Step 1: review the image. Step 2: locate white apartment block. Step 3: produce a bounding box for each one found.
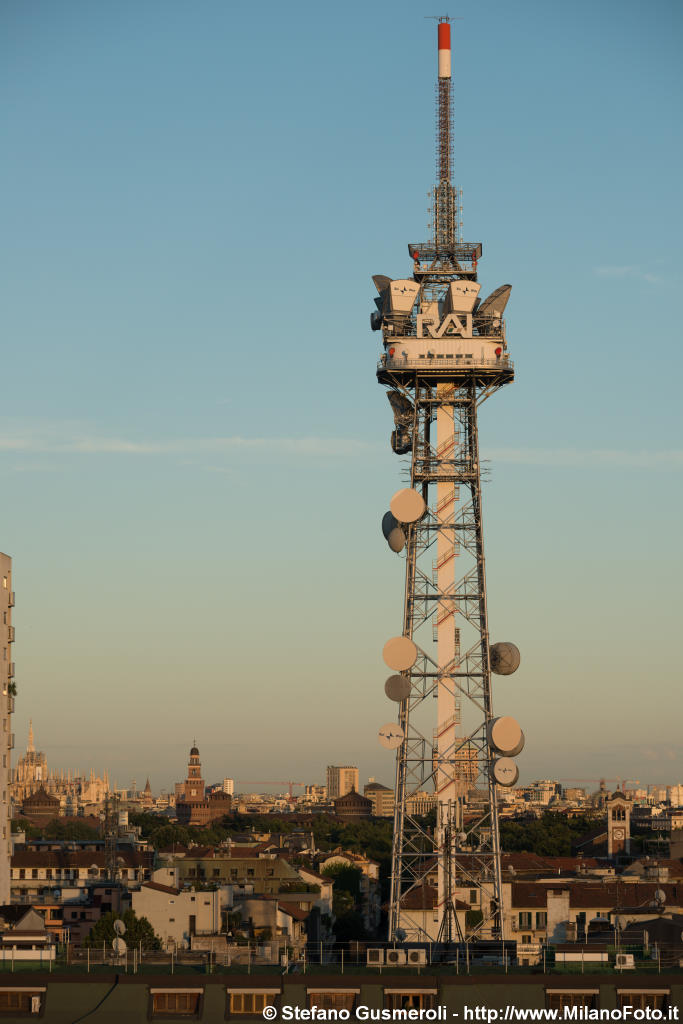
[326,765,358,800]
[0,554,15,905]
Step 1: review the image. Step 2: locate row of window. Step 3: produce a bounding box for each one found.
[518,912,547,929]
[13,868,142,879]
[0,988,672,1019]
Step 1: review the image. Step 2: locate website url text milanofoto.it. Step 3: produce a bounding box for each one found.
[272,1007,680,1023]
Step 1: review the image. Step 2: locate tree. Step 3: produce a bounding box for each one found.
[83,910,162,950]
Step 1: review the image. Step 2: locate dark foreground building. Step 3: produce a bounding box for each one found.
[0,971,680,1020]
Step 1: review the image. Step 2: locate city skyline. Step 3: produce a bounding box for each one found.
[2,0,682,788]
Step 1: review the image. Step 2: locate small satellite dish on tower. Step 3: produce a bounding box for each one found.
[378,723,404,750]
[113,919,126,936]
[383,636,418,672]
[382,511,406,553]
[385,675,411,702]
[390,488,426,524]
[487,716,525,757]
[490,642,521,676]
[491,757,519,787]
[112,936,127,956]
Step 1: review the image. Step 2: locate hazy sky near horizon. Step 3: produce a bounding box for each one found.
[2,0,682,794]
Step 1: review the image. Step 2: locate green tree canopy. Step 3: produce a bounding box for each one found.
[83,910,162,950]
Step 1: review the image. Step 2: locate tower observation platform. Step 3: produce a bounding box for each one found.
[375,243,514,388]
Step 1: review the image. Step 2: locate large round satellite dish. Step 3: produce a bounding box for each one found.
[487,716,525,757]
[490,642,521,676]
[390,488,426,524]
[383,636,418,671]
[654,889,666,904]
[378,723,404,750]
[113,919,126,936]
[385,674,411,702]
[491,758,519,788]
[112,936,127,955]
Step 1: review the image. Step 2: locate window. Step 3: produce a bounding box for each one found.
[536,912,547,929]
[308,992,357,1012]
[518,912,532,929]
[151,990,201,1016]
[230,992,278,1015]
[546,993,598,1011]
[0,989,44,1013]
[469,890,478,904]
[384,993,437,1011]
[618,993,669,1012]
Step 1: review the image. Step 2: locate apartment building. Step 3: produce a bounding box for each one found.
[326,766,358,800]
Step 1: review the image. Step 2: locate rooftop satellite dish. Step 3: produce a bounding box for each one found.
[89,863,99,876]
[113,919,126,936]
[112,936,127,956]
[477,284,512,318]
[390,488,426,524]
[654,889,666,905]
[383,636,418,672]
[395,928,407,942]
[378,723,404,750]
[385,674,411,702]
[490,642,520,676]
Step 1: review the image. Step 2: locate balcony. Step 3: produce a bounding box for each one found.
[8,592,15,608]
[7,627,14,643]
[8,664,15,679]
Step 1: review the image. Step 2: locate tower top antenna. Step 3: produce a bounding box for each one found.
[432,18,457,253]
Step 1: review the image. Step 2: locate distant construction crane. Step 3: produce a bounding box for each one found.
[236,781,305,803]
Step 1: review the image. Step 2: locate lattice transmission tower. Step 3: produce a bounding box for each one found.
[371,19,523,944]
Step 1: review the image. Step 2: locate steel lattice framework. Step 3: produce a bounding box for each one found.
[373,16,516,945]
[381,371,510,942]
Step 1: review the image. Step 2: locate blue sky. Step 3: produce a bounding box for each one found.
[2,0,682,793]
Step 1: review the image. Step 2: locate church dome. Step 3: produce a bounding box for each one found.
[190,746,199,757]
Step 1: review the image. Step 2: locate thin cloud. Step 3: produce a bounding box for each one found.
[1,433,374,458]
[594,265,664,285]
[488,447,683,468]
[2,429,680,469]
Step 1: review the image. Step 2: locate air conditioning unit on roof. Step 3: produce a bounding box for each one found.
[386,949,407,965]
[407,949,427,965]
[366,948,384,966]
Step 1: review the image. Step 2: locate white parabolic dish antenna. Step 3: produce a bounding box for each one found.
[385,675,411,702]
[378,723,404,749]
[112,936,127,955]
[491,757,519,787]
[383,636,418,672]
[113,919,126,936]
[390,488,426,524]
[487,716,525,757]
